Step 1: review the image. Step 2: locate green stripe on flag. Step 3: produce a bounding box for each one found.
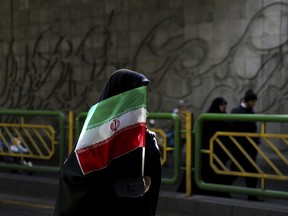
[87,86,147,129]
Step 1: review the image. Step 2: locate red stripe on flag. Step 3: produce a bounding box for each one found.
[76,123,146,174]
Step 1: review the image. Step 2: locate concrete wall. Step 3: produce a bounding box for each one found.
[0,0,287,120]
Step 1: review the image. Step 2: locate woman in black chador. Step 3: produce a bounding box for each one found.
[54,69,162,216]
[177,97,233,197]
[199,97,234,198]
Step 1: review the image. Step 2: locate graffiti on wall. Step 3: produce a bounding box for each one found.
[0,2,288,117]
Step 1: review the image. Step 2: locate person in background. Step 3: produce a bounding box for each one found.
[199,97,234,198]
[172,99,189,147]
[147,119,156,129]
[54,69,162,216]
[166,99,190,169]
[230,89,261,201]
[177,97,233,196]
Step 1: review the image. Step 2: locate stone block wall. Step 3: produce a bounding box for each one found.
[0,0,287,129]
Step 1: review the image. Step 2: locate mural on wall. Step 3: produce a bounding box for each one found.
[0,2,288,118]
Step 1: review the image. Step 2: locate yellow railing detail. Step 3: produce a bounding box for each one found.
[150,128,171,166]
[208,131,288,184]
[0,123,56,160]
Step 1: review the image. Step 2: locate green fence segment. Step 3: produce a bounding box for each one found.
[0,162,60,173]
[3,109,288,199]
[149,112,181,185]
[194,113,288,199]
[75,112,88,139]
[0,109,65,174]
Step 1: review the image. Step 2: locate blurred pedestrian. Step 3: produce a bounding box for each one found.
[199,97,234,197]
[166,99,190,149]
[177,97,233,197]
[230,89,261,201]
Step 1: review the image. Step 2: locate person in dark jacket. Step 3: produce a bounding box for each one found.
[230,89,261,201]
[177,97,233,197]
[54,69,162,216]
[199,97,234,198]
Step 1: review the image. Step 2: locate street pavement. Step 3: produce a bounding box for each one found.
[0,193,55,216]
[1,152,288,215]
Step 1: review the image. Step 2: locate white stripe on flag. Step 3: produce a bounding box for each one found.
[75,107,146,151]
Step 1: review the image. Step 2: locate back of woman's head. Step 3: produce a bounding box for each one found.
[207,97,227,113]
[98,69,150,102]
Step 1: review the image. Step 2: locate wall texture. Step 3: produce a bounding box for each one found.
[0,0,287,120]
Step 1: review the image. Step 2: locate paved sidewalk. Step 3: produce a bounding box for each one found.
[157,191,288,216]
[0,192,55,216]
[1,172,288,216]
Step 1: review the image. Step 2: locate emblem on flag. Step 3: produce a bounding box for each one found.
[110,119,120,132]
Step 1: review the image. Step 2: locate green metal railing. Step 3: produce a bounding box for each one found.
[149,112,181,185]
[3,109,288,200]
[194,113,288,199]
[0,109,66,174]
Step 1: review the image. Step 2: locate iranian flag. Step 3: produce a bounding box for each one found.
[75,86,147,175]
